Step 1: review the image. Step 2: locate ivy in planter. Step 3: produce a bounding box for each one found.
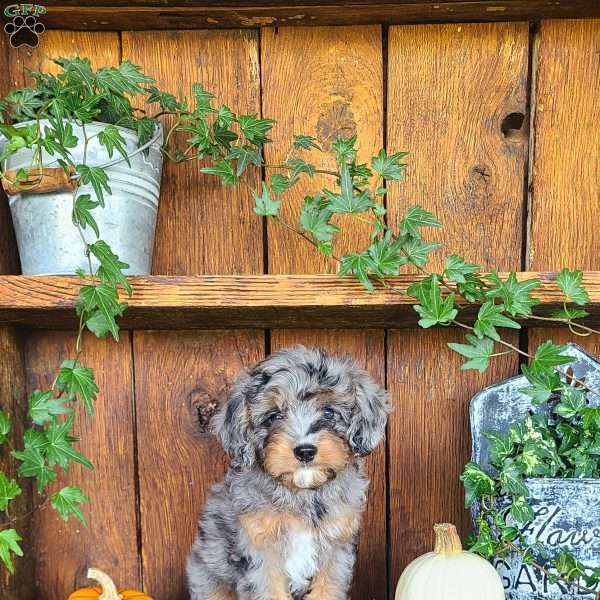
[0,57,177,573]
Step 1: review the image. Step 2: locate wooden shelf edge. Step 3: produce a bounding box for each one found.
[37,2,600,31]
[1,272,599,330]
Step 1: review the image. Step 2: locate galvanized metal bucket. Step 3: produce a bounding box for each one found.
[471,343,600,599]
[2,120,163,275]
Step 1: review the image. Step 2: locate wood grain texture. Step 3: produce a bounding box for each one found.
[24,331,139,598]
[387,330,518,574]
[0,327,34,600]
[3,272,600,329]
[262,26,383,274]
[8,32,141,599]
[528,20,600,429]
[133,331,263,600]
[528,19,600,271]
[386,22,527,588]
[37,2,600,32]
[263,26,387,600]
[122,30,266,600]
[271,330,387,600]
[122,30,262,276]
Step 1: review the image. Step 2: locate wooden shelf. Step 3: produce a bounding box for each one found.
[1,272,599,330]
[40,1,600,31]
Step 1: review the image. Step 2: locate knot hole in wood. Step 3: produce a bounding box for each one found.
[501,111,528,142]
[187,386,225,435]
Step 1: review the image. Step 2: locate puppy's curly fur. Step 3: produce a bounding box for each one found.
[187,346,390,600]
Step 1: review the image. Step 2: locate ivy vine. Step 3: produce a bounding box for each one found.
[0,56,599,596]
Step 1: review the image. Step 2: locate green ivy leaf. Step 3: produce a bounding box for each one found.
[444,254,480,284]
[338,252,376,292]
[293,134,322,151]
[324,163,373,214]
[460,462,496,507]
[56,360,99,416]
[401,237,441,268]
[485,271,541,317]
[0,473,21,512]
[77,165,111,207]
[51,486,90,524]
[484,430,514,465]
[201,159,238,187]
[12,446,56,492]
[581,408,600,430]
[253,182,280,217]
[0,411,11,445]
[43,416,93,471]
[191,83,215,115]
[79,283,122,342]
[299,197,339,242]
[147,86,182,112]
[467,520,497,558]
[371,148,408,180]
[97,124,130,165]
[238,114,274,145]
[499,460,529,497]
[550,306,590,320]
[88,240,132,296]
[457,273,487,303]
[554,387,586,419]
[72,194,100,238]
[556,268,590,305]
[448,334,494,373]
[0,529,23,574]
[270,173,298,195]
[529,341,574,374]
[367,232,408,277]
[399,205,441,239]
[28,390,73,426]
[473,301,521,341]
[331,134,357,164]
[509,496,535,524]
[413,276,457,328]
[520,365,560,405]
[225,145,262,176]
[286,156,316,179]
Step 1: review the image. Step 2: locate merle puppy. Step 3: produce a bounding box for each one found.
[187,346,390,600]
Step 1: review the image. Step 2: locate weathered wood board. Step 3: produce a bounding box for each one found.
[386,21,527,589]
[262,26,387,600]
[121,29,265,600]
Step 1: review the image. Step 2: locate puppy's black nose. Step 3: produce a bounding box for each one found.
[294,444,317,463]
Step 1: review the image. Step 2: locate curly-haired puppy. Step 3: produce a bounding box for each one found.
[187,346,390,600]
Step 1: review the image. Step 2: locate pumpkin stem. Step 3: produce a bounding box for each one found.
[433,523,463,555]
[86,569,122,600]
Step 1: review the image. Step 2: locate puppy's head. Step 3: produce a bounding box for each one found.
[213,346,390,489]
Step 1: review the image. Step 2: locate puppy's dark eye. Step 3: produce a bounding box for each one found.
[262,410,283,427]
[322,407,336,420]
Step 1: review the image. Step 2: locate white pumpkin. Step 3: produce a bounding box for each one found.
[395,523,505,600]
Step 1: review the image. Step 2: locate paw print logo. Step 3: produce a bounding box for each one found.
[4,15,45,48]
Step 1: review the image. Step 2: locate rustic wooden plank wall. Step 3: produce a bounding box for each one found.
[0,16,598,600]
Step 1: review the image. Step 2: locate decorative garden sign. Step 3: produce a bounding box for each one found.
[471,344,600,599]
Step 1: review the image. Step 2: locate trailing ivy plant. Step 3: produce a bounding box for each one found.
[1,58,599,593]
[0,57,178,573]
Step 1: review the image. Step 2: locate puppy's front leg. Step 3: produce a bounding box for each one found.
[240,511,293,600]
[306,542,355,600]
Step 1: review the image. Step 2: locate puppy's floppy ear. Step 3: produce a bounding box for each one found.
[348,375,391,457]
[212,375,255,468]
